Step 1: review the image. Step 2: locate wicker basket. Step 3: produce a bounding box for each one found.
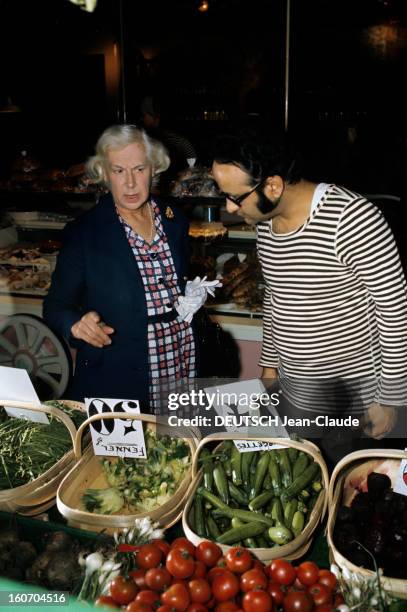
[57,412,199,534]
[326,448,407,600]
[0,400,83,513]
[182,432,329,562]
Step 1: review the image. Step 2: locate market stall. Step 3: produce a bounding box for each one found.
[0,391,407,611]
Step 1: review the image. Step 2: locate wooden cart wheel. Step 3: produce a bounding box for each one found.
[0,314,71,400]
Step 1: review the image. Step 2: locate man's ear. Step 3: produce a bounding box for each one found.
[264,176,284,201]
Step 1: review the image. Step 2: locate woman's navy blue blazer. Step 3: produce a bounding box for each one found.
[43,193,190,406]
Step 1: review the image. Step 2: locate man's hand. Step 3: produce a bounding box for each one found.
[71,311,114,348]
[362,403,398,439]
[261,367,279,380]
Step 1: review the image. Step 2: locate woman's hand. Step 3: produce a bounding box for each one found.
[71,311,114,348]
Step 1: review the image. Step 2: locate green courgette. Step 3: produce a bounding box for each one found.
[280,462,320,503]
[217,521,267,544]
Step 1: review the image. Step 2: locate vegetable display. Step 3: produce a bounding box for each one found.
[92,538,347,611]
[82,429,191,515]
[189,442,322,547]
[333,471,407,579]
[0,402,86,490]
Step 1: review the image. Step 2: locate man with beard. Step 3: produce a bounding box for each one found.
[211,133,407,452]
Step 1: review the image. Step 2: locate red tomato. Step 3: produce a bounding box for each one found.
[167,548,196,579]
[162,583,191,612]
[217,558,228,569]
[292,578,307,592]
[110,576,139,606]
[94,595,119,608]
[157,606,173,612]
[171,538,197,557]
[212,570,240,602]
[225,547,253,574]
[297,562,320,587]
[267,581,285,606]
[193,561,207,579]
[215,602,240,612]
[270,560,296,587]
[152,539,171,558]
[188,578,212,603]
[333,594,345,607]
[207,567,228,584]
[283,591,314,612]
[131,569,148,590]
[240,569,268,593]
[126,604,153,612]
[317,570,337,592]
[137,544,164,570]
[135,590,162,609]
[187,604,209,612]
[242,590,273,612]
[314,606,334,612]
[145,568,172,591]
[196,542,223,568]
[308,584,332,606]
[252,560,266,573]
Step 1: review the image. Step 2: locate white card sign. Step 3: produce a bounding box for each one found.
[394,456,407,497]
[0,365,49,424]
[203,378,288,438]
[233,440,287,453]
[85,398,146,458]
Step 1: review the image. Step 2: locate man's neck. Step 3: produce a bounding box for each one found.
[268,179,318,233]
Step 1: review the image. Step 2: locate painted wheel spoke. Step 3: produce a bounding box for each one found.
[14,322,28,348]
[37,355,61,369]
[35,369,60,394]
[29,329,47,356]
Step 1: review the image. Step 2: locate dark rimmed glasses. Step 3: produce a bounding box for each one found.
[219,177,268,207]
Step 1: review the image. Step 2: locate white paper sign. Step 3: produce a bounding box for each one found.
[394,458,407,497]
[85,398,146,458]
[0,365,49,424]
[203,378,288,438]
[233,440,287,453]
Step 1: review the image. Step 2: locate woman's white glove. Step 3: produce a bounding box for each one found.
[175,276,222,323]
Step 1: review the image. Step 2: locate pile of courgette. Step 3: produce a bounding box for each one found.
[189,441,322,548]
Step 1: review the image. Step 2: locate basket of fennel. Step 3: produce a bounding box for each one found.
[0,400,87,514]
[57,412,199,533]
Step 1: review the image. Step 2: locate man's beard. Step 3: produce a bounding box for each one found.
[256,190,282,215]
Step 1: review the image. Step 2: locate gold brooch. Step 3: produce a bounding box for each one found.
[165,206,175,219]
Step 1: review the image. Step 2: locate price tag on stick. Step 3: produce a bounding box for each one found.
[85,397,146,458]
[0,365,49,424]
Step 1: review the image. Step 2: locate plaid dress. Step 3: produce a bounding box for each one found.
[118,201,196,411]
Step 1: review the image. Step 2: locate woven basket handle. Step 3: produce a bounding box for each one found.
[74,412,196,460]
[0,400,77,448]
[328,447,407,508]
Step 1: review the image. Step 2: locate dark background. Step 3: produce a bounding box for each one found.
[1,0,407,194]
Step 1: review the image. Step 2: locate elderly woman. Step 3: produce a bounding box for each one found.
[43,125,213,410]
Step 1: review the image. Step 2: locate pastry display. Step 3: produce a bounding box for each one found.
[171,167,221,198]
[215,250,264,312]
[188,221,227,239]
[0,266,51,293]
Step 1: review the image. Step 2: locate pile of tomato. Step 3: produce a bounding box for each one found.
[94,538,345,612]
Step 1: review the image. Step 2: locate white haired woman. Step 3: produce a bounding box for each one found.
[43,124,211,411]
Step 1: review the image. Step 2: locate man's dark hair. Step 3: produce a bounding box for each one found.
[213,130,303,185]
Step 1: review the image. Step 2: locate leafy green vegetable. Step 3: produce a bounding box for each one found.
[82,488,124,514]
[82,429,190,514]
